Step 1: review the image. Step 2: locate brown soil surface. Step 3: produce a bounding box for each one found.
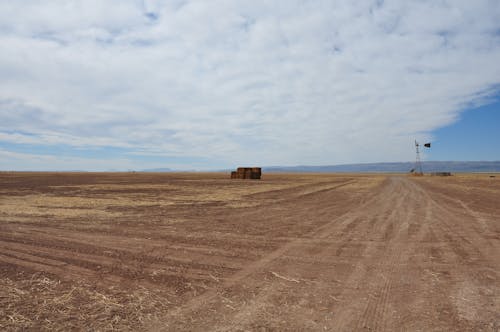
[0,172,499,331]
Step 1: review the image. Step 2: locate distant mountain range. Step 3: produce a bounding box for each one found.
[139,161,500,173]
[262,161,500,173]
[141,168,173,172]
[6,162,499,173]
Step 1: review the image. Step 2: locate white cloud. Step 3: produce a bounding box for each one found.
[0,148,145,171]
[0,0,499,169]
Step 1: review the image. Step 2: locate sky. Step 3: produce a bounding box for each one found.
[429,96,500,161]
[0,0,499,171]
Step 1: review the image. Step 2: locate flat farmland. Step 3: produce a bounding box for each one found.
[0,172,499,331]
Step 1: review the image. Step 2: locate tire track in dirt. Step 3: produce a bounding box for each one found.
[0,242,227,286]
[2,223,277,253]
[331,177,436,331]
[213,177,417,332]
[421,182,499,328]
[331,178,403,330]
[421,190,495,266]
[0,235,237,273]
[394,179,499,329]
[423,187,499,257]
[0,229,265,297]
[151,178,387,329]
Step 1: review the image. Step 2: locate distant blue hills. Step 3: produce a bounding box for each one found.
[262,161,500,173]
[141,168,173,172]
[139,161,500,173]
[6,162,499,173]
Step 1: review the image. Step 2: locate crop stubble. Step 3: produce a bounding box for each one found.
[0,172,499,331]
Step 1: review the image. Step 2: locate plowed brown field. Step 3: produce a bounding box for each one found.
[1,172,499,331]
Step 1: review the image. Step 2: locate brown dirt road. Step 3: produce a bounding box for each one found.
[0,172,499,331]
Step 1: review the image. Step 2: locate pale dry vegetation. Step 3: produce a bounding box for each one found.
[0,270,173,331]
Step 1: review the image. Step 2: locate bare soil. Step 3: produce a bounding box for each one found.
[0,172,499,331]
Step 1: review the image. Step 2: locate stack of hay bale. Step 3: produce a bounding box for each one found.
[230,167,261,179]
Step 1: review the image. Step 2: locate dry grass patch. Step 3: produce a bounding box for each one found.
[0,271,174,331]
[0,195,122,220]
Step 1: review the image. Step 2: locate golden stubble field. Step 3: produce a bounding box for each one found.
[0,172,499,331]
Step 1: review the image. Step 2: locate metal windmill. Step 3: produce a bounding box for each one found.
[413,140,431,175]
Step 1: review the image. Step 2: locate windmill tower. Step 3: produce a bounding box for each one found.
[414,140,423,175]
[413,140,431,176]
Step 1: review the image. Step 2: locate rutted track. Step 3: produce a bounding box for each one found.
[0,172,499,331]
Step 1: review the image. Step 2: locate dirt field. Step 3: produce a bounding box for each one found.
[0,172,499,331]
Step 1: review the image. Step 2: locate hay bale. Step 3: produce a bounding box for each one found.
[230,167,261,180]
[244,169,253,179]
[251,167,261,179]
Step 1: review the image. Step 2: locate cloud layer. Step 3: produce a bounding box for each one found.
[1,0,499,169]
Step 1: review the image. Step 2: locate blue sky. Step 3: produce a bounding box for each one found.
[0,1,499,171]
[428,96,500,161]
